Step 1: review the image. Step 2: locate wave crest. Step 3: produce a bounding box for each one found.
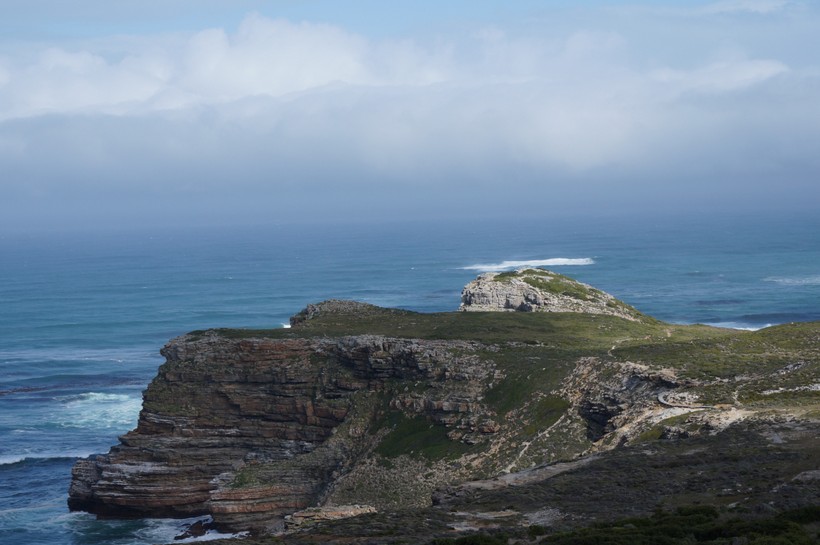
[0,451,97,466]
[703,321,771,331]
[764,275,820,286]
[460,258,594,272]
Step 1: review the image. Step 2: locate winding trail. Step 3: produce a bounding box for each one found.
[656,391,715,410]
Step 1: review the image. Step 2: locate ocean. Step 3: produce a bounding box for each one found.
[1,212,819,544]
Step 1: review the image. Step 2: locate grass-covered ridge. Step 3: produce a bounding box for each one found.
[189,302,819,411]
[196,305,702,346]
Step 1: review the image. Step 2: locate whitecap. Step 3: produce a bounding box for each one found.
[59,392,132,403]
[764,275,820,286]
[0,450,98,465]
[281,323,292,329]
[703,322,771,331]
[460,258,595,272]
[0,454,27,465]
[54,392,142,430]
[134,516,248,544]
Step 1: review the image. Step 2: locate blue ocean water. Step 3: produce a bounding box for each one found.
[1,212,819,544]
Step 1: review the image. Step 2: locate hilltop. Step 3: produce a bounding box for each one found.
[460,268,644,321]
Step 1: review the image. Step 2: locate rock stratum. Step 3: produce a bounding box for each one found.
[68,271,820,543]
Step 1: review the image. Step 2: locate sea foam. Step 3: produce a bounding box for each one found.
[764,275,820,286]
[460,258,595,272]
[133,516,248,544]
[705,321,772,331]
[0,451,98,466]
[56,392,142,430]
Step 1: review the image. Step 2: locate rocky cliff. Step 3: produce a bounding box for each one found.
[68,324,501,532]
[460,268,642,321]
[68,278,820,540]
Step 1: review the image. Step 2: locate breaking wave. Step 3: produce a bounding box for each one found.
[132,516,248,544]
[460,258,595,272]
[764,275,820,286]
[55,392,142,430]
[0,452,97,466]
[704,321,771,331]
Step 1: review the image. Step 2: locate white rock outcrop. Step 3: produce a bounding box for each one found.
[459,268,641,321]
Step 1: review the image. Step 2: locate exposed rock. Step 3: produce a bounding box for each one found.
[289,300,388,327]
[68,331,501,532]
[284,505,377,530]
[174,518,215,540]
[460,268,642,321]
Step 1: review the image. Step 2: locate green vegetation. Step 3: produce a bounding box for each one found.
[483,345,576,416]
[523,396,571,436]
[538,505,819,545]
[636,413,703,443]
[490,269,594,300]
[431,534,510,545]
[522,275,592,301]
[375,411,473,461]
[230,465,261,488]
[187,303,818,428]
[614,320,820,380]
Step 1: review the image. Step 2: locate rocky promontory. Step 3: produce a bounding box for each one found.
[67,271,820,541]
[460,268,642,321]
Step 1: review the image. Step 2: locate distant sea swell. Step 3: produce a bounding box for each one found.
[764,275,820,286]
[459,258,595,271]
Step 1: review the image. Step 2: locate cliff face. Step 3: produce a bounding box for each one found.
[68,329,503,532]
[69,337,349,521]
[68,282,820,537]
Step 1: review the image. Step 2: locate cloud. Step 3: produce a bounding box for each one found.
[0,7,818,229]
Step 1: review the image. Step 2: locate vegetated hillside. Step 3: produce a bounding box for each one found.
[68,278,820,543]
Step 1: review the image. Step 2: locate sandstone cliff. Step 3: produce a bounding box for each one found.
[68,278,820,539]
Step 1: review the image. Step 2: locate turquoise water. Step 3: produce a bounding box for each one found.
[1,213,819,544]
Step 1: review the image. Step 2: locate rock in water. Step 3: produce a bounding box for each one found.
[459,268,642,321]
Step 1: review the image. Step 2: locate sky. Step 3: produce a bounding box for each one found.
[1,0,818,231]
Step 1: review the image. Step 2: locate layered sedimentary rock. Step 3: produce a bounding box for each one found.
[68,327,501,532]
[460,268,642,321]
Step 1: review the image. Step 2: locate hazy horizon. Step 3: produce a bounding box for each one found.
[2,0,818,232]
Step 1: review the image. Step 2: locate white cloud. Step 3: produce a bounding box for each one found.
[0,12,800,126]
[175,15,374,102]
[0,18,348,118]
[0,7,819,228]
